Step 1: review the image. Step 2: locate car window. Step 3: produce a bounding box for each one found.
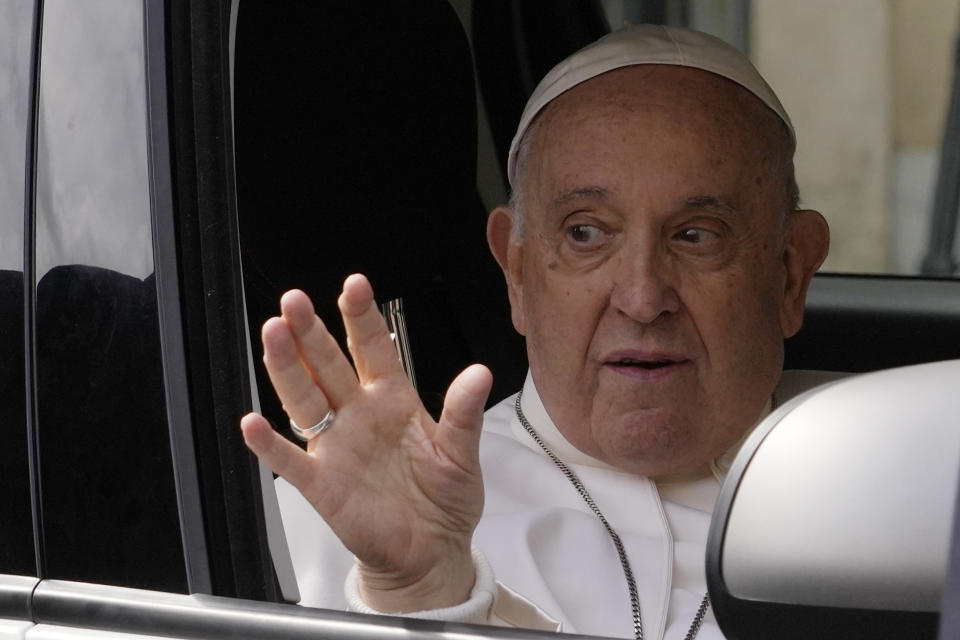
[0,0,37,578]
[32,0,187,593]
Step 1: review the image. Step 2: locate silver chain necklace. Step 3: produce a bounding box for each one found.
[514,391,711,640]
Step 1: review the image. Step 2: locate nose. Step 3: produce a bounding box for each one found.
[609,250,681,324]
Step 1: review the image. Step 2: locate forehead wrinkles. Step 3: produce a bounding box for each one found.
[521,66,789,210]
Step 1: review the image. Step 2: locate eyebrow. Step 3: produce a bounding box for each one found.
[685,196,743,218]
[548,190,743,217]
[550,186,609,208]
[684,195,742,217]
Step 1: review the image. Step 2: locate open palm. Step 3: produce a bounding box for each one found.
[241,275,491,611]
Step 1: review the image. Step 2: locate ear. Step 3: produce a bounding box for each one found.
[779,209,830,338]
[487,206,527,335]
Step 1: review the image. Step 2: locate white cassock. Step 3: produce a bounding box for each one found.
[276,370,840,639]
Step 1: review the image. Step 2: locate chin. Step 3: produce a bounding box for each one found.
[598,417,693,473]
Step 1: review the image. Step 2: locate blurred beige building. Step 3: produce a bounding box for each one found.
[753,0,959,274]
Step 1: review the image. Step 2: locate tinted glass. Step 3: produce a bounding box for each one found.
[0,0,36,577]
[34,0,186,592]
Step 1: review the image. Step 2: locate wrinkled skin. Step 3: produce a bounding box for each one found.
[241,277,490,612]
[487,66,828,478]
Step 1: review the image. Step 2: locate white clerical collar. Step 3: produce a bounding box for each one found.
[510,370,772,480]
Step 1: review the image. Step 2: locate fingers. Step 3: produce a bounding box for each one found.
[262,277,409,438]
[338,274,405,383]
[241,412,321,495]
[279,290,360,406]
[436,364,493,465]
[262,316,334,432]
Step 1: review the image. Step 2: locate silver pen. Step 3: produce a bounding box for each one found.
[380,297,417,390]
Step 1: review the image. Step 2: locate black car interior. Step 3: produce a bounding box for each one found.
[234,1,525,425]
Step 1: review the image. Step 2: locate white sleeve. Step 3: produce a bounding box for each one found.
[344,545,561,631]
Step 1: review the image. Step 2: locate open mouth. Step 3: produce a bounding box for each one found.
[610,358,677,370]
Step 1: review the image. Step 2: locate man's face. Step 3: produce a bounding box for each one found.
[495,65,823,478]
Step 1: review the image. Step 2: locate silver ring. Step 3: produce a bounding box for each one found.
[290,409,336,441]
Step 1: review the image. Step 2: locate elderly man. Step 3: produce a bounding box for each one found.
[241,24,829,639]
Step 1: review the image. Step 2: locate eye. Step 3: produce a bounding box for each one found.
[567,223,606,247]
[675,227,720,244]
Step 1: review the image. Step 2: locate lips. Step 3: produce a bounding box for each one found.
[602,350,691,376]
[611,358,675,370]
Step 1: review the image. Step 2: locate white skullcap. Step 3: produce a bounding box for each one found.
[506,24,794,187]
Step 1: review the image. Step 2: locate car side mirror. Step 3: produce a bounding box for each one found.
[707,360,960,639]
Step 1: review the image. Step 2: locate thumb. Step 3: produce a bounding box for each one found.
[436,364,493,465]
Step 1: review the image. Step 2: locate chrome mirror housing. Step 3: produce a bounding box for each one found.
[707,360,960,639]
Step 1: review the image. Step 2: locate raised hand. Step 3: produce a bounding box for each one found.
[240,274,492,612]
